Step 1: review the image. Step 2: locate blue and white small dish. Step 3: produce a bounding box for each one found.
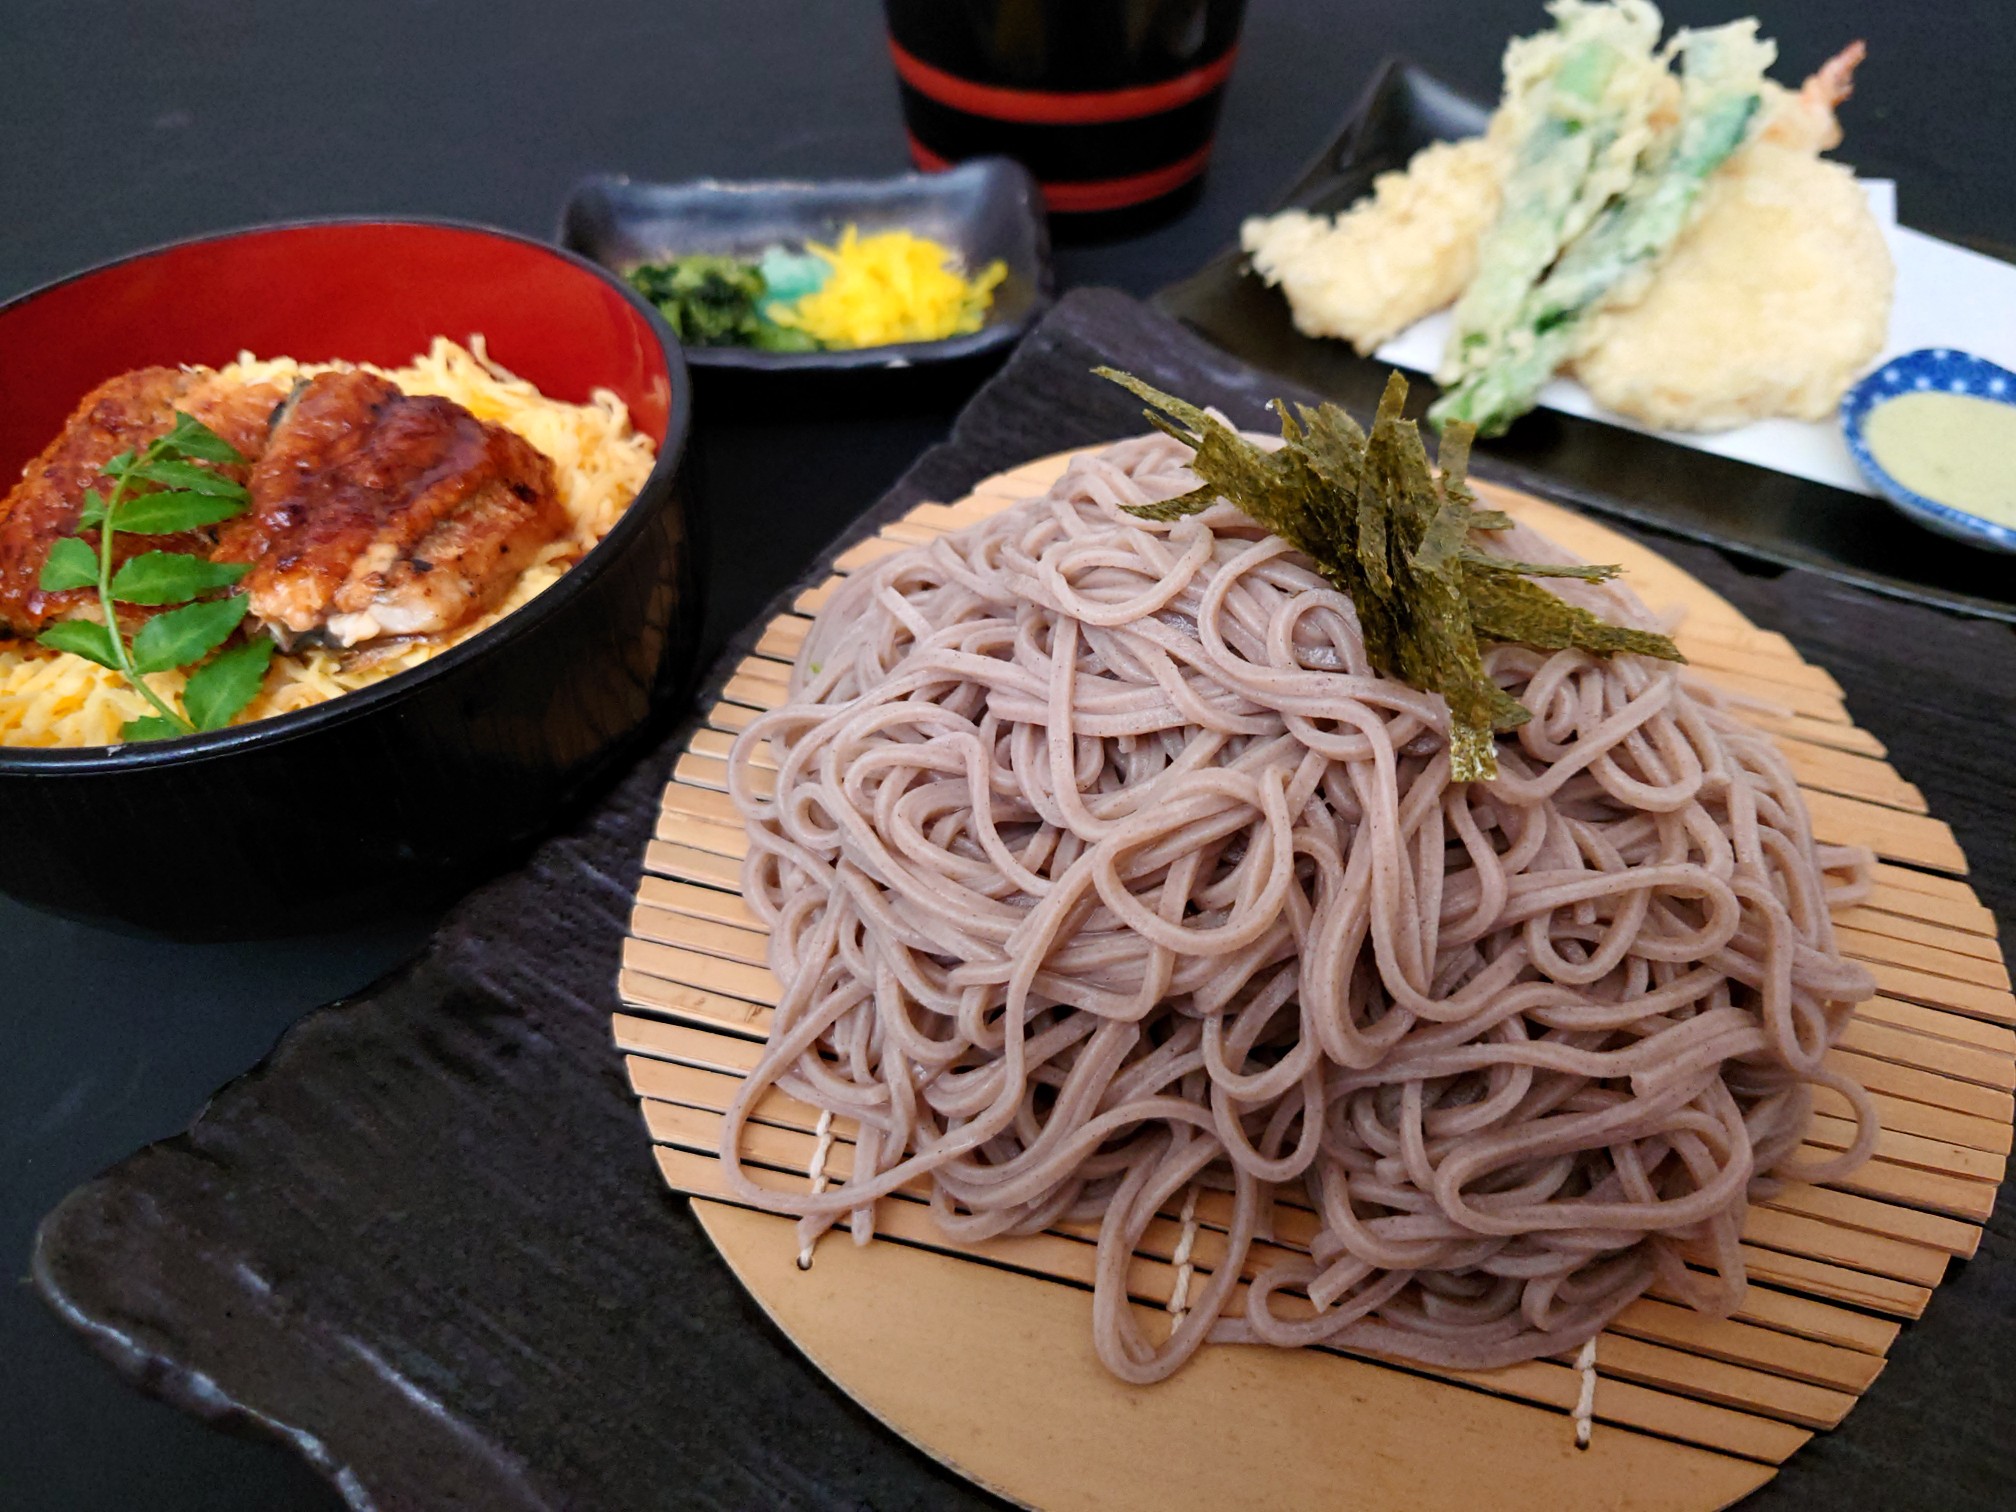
[1842,348,2016,554]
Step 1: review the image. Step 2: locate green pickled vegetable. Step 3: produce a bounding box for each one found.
[626,254,819,351]
[1098,366,1684,781]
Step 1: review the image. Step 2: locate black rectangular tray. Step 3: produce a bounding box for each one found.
[1156,60,2016,623]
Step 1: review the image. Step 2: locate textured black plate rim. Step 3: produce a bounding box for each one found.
[0,214,694,774]
[1460,445,2016,618]
[1153,57,2016,627]
[557,157,1056,373]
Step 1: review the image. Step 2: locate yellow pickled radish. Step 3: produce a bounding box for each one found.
[771,226,1006,348]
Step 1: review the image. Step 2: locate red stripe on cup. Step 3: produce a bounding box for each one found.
[889,38,1237,125]
[907,135,1215,213]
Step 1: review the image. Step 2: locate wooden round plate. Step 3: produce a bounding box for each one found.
[614,449,2012,1512]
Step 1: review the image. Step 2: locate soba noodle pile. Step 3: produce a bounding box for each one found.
[723,430,1878,1382]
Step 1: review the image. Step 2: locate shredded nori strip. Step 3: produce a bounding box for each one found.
[1095,367,1685,781]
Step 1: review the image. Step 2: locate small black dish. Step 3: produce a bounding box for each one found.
[1157,60,2016,624]
[558,156,1053,373]
[0,219,700,936]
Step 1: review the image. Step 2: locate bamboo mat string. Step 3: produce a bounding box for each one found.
[1575,1337,1600,1450]
[797,1108,837,1271]
[1166,1186,1202,1320]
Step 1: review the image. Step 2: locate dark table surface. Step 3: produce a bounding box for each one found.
[3,3,2011,1508]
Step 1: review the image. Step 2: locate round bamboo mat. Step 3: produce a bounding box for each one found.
[615,448,2012,1512]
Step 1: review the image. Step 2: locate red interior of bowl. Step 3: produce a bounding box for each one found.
[0,222,673,484]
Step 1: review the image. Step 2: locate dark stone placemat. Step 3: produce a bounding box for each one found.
[33,289,2016,1511]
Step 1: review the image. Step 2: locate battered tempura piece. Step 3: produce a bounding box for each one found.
[1436,0,1675,390]
[1241,133,1508,354]
[1571,44,1891,429]
[1755,39,1865,154]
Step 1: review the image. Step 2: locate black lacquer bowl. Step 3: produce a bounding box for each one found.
[559,156,1052,371]
[0,219,698,934]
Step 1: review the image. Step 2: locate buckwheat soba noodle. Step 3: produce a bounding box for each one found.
[723,429,1878,1382]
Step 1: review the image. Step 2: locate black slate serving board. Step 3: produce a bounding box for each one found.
[34,290,2016,1511]
[1156,61,2016,623]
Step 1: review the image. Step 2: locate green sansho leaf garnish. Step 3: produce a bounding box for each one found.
[36,618,122,670]
[119,715,188,743]
[109,551,251,606]
[114,455,244,497]
[157,409,248,463]
[183,637,275,732]
[108,489,251,535]
[1096,367,1684,782]
[33,412,272,742]
[129,594,251,675]
[37,537,100,592]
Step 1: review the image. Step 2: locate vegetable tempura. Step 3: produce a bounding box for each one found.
[1239,4,1892,435]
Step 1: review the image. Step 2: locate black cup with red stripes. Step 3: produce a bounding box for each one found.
[885,0,1246,232]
